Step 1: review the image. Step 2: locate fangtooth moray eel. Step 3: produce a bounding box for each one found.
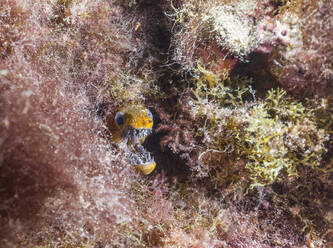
[109,105,156,175]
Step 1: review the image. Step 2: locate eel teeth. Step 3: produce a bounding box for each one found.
[121,126,152,144]
[128,145,155,166]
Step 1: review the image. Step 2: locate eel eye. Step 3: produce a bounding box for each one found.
[146,109,153,120]
[114,112,124,127]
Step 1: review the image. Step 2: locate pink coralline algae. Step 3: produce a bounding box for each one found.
[1,0,138,246]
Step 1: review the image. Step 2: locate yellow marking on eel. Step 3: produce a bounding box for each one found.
[122,106,153,130]
[135,161,156,175]
[110,105,153,143]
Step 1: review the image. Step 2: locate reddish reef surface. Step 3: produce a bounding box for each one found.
[1,0,332,247]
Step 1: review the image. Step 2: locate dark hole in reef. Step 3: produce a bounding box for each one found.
[125,0,171,53]
[231,52,280,98]
[142,109,192,181]
[123,1,191,180]
[271,182,284,194]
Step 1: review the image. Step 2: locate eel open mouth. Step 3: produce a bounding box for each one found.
[128,145,156,175]
[110,106,155,174]
[121,126,152,144]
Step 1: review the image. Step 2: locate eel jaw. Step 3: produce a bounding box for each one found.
[135,162,156,175]
[128,146,156,175]
[121,126,152,145]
